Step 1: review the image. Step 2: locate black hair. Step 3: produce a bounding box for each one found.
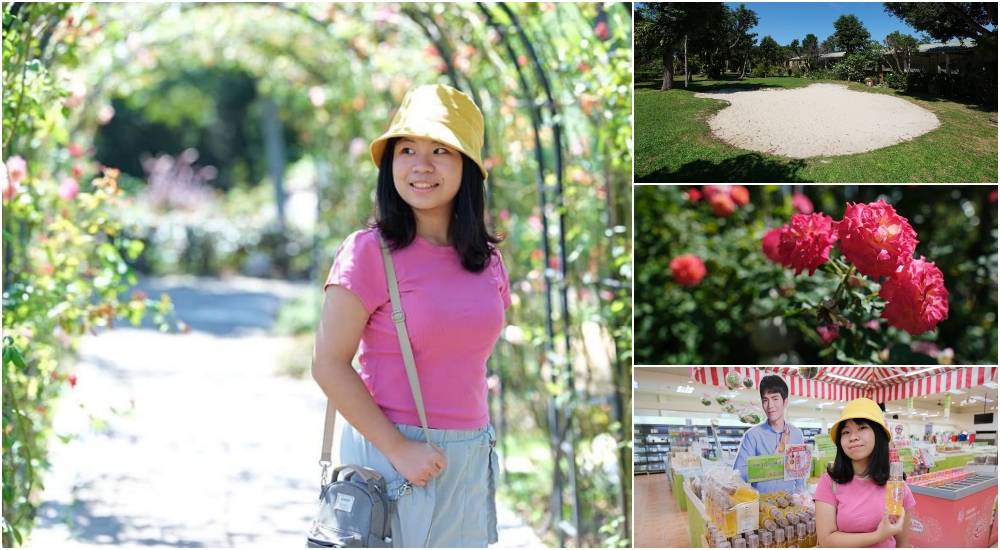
[759,374,789,401]
[373,137,503,273]
[827,417,905,486]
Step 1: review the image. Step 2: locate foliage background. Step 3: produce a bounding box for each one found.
[635,185,998,366]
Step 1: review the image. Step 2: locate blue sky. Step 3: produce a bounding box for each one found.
[724,2,934,47]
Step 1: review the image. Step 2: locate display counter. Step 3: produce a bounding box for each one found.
[907,472,997,548]
[669,465,701,512]
[928,452,976,472]
[682,479,707,547]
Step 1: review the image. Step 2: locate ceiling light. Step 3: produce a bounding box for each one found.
[820,402,835,406]
[970,395,994,403]
[825,372,868,384]
[790,399,809,404]
[949,389,965,395]
[837,405,846,409]
[675,385,694,394]
[982,382,998,389]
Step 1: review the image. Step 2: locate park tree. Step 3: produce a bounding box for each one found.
[635,2,732,90]
[833,14,872,54]
[821,34,839,53]
[721,3,760,78]
[883,2,997,45]
[800,33,821,70]
[884,30,919,73]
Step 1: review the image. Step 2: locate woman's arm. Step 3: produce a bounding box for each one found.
[895,509,910,548]
[815,500,902,548]
[312,286,446,487]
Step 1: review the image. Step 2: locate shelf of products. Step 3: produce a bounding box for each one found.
[634,424,710,474]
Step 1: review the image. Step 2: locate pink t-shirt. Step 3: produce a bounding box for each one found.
[324,228,511,430]
[813,471,917,548]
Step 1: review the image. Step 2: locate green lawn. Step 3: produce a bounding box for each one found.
[635,74,999,183]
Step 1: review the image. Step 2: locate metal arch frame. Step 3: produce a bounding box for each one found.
[474,3,579,546]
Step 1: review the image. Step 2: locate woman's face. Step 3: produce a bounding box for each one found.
[392,137,463,219]
[840,419,876,461]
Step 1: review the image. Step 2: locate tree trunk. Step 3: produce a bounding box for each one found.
[661,43,675,91]
[684,34,689,88]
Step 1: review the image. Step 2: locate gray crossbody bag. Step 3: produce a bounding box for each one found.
[306,234,433,548]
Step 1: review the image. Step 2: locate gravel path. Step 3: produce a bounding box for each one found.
[694,83,940,158]
[27,275,545,548]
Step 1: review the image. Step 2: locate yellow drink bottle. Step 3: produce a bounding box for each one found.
[785,525,797,548]
[885,462,905,517]
[761,530,773,549]
[806,520,816,548]
[773,529,786,549]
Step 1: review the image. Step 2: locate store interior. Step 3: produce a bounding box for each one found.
[635,367,999,549]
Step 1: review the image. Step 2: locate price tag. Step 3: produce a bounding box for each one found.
[748,454,785,482]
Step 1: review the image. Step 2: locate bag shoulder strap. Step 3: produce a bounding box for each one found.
[319,233,432,466]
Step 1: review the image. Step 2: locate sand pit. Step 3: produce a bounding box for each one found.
[693,83,940,158]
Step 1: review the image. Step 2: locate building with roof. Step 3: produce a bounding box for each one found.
[788,41,986,75]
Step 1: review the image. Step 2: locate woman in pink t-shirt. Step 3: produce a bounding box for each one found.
[312,84,510,547]
[814,398,916,548]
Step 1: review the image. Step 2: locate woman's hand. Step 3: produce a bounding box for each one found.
[876,508,904,541]
[387,439,448,487]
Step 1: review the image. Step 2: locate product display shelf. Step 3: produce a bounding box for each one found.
[683,477,708,547]
[707,425,749,459]
[634,424,706,475]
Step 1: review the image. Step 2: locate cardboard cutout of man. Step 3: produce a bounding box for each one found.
[733,374,807,494]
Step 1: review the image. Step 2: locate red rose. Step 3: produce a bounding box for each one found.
[777,213,838,276]
[989,190,997,203]
[792,193,814,214]
[686,188,702,202]
[834,199,918,279]
[761,227,783,264]
[730,185,750,206]
[709,193,736,217]
[670,254,707,286]
[879,257,949,335]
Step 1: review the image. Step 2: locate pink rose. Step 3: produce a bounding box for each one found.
[730,185,750,206]
[792,193,814,214]
[862,319,882,331]
[817,325,839,345]
[58,177,79,200]
[834,199,918,279]
[670,254,707,286]
[686,188,702,202]
[879,257,949,335]
[761,227,783,264]
[594,21,609,40]
[68,143,84,158]
[6,155,27,186]
[709,193,736,217]
[777,213,838,276]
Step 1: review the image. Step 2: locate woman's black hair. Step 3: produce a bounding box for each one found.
[827,417,905,486]
[759,374,789,401]
[373,137,503,273]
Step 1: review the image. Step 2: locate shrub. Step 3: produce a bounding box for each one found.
[884,72,907,90]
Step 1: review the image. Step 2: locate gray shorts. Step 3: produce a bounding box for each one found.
[339,422,499,548]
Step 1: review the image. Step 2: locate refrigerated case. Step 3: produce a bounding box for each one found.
[907,473,998,548]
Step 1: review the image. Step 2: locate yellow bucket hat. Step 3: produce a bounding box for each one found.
[830,397,891,446]
[369,84,487,180]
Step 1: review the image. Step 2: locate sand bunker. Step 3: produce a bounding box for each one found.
[693,83,940,158]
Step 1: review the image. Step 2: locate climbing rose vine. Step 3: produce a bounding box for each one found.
[879,257,949,335]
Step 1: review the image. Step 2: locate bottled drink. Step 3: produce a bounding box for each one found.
[769,508,789,528]
[734,536,746,548]
[761,530,773,549]
[747,533,760,548]
[885,462,905,517]
[761,518,778,532]
[796,523,807,548]
[806,520,816,548]
[719,542,732,549]
[773,529,786,549]
[785,525,796,548]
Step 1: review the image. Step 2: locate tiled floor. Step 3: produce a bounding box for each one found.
[635,473,693,548]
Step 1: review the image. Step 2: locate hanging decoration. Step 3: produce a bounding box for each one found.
[742,375,754,388]
[701,393,713,406]
[725,371,742,390]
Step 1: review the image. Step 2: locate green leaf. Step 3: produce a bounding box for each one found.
[9,347,25,369]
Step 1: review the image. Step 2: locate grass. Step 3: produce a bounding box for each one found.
[635,74,999,183]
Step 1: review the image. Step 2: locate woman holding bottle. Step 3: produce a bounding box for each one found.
[813,398,916,548]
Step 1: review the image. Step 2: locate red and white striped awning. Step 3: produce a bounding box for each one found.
[690,367,998,402]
